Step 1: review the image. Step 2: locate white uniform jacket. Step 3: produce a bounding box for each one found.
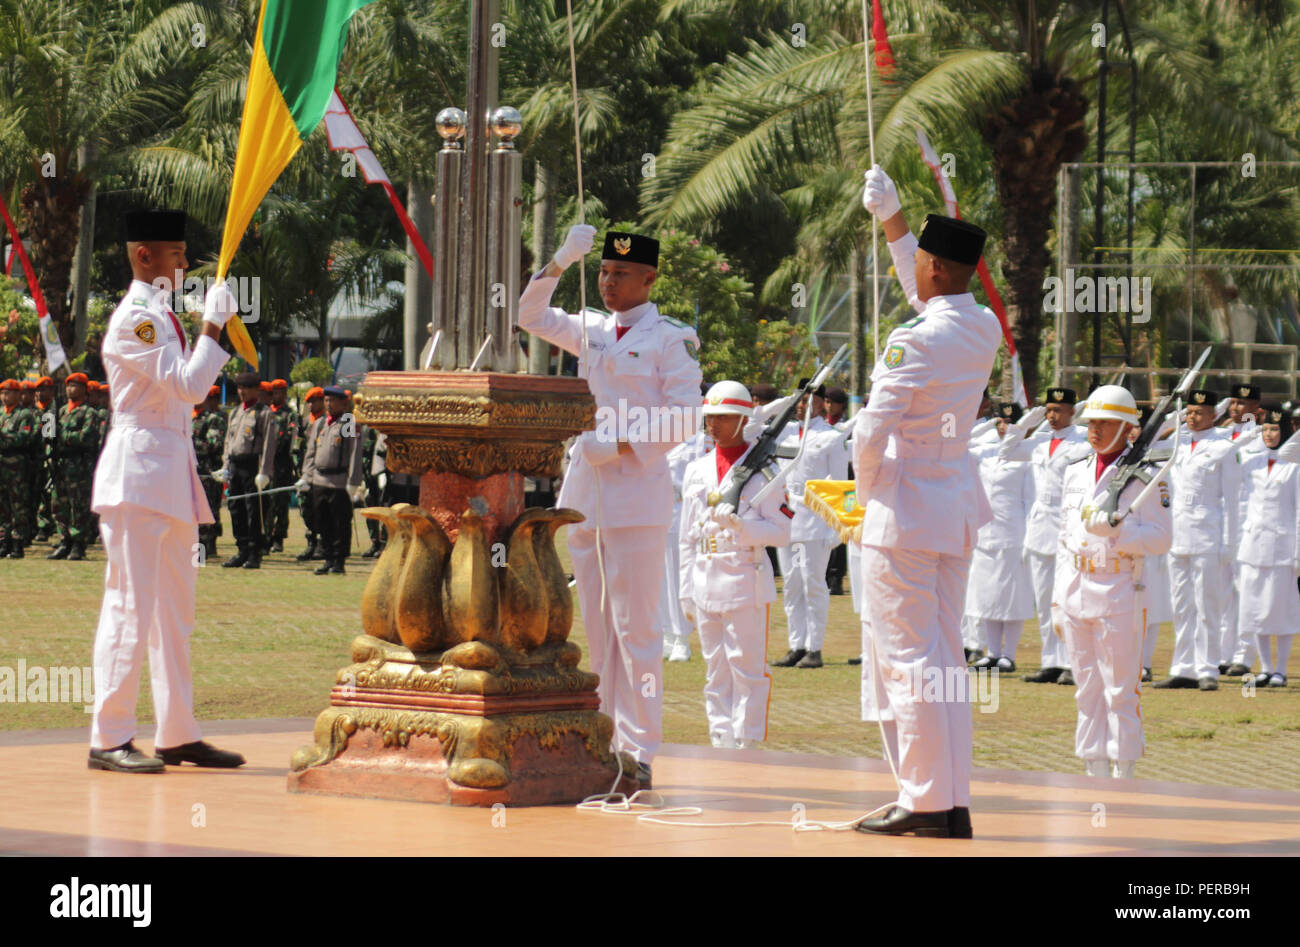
[776,416,850,544]
[678,445,793,613]
[972,439,1035,552]
[1054,449,1174,620]
[1168,429,1242,556]
[1236,451,1300,569]
[667,430,713,527]
[92,280,230,524]
[852,233,1003,556]
[519,275,703,529]
[999,424,1089,555]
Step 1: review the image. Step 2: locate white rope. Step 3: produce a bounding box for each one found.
[861,0,880,364]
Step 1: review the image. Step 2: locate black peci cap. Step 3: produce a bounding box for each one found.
[1187,389,1217,406]
[123,208,186,242]
[916,214,986,266]
[602,231,658,268]
[1044,387,1077,406]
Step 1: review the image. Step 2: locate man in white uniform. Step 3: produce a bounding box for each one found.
[1054,385,1172,778]
[88,208,244,772]
[854,166,1001,838]
[1218,382,1262,676]
[678,382,792,747]
[998,387,1088,684]
[518,226,702,787]
[771,382,850,669]
[661,415,712,661]
[1154,389,1242,691]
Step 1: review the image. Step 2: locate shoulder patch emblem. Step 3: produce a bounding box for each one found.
[684,339,699,360]
[884,343,905,368]
[131,296,147,306]
[133,321,157,344]
[662,315,689,329]
[901,316,925,328]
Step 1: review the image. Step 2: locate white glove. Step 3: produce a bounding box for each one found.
[679,597,696,624]
[713,502,736,518]
[553,224,597,270]
[202,281,239,328]
[1083,509,1120,537]
[862,164,901,219]
[575,430,619,467]
[1214,397,1231,421]
[254,473,270,491]
[712,510,742,531]
[294,477,310,493]
[351,484,368,503]
[377,472,388,491]
[211,468,229,484]
[1017,404,1048,434]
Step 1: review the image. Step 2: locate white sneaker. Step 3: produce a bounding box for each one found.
[661,634,672,659]
[710,732,735,749]
[1112,760,1136,779]
[668,637,691,662]
[734,739,762,750]
[1084,759,1109,778]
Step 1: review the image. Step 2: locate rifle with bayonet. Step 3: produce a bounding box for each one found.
[706,343,850,512]
[1099,345,1212,519]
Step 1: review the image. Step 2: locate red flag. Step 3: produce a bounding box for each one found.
[0,193,49,320]
[324,89,434,280]
[872,0,895,74]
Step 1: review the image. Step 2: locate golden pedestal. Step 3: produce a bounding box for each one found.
[287,372,641,805]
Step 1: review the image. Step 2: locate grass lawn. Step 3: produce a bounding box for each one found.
[3,507,1297,792]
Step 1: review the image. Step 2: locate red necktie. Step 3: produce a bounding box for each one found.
[1232,431,1240,440]
[1049,437,1063,458]
[165,309,187,353]
[1190,439,1198,452]
[616,325,629,342]
[1268,458,1275,472]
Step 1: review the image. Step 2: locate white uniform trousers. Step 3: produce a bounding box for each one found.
[848,541,863,616]
[961,615,987,653]
[697,604,772,743]
[862,544,972,813]
[659,524,691,644]
[1169,553,1225,680]
[1027,550,1071,670]
[1060,607,1144,763]
[91,507,204,750]
[778,540,833,651]
[569,524,667,765]
[977,619,1023,661]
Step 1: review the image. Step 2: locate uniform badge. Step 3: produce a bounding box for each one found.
[843,490,857,513]
[613,237,632,255]
[684,339,698,360]
[133,321,157,344]
[901,316,925,328]
[884,343,905,368]
[1158,480,1170,508]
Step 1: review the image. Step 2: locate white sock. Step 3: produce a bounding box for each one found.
[1002,620,1023,662]
[1257,635,1274,675]
[1277,637,1293,675]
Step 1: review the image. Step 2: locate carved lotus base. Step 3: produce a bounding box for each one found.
[287,636,641,806]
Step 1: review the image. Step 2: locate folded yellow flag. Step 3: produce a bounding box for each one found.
[802,479,864,545]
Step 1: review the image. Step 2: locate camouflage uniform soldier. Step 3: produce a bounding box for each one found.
[0,379,40,557]
[266,379,297,553]
[213,372,275,569]
[193,385,227,558]
[48,372,101,561]
[33,376,58,543]
[295,386,325,561]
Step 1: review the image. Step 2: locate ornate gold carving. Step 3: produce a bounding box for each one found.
[359,504,412,643]
[355,392,594,432]
[394,507,453,651]
[385,437,565,478]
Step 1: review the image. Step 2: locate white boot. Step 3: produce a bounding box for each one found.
[668,635,691,662]
[1112,760,1136,779]
[1084,759,1109,778]
[661,633,672,659]
[710,731,735,749]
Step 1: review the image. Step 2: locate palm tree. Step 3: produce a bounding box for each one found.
[0,0,224,354]
[643,0,1296,396]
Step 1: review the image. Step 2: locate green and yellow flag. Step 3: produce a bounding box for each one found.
[217,0,376,368]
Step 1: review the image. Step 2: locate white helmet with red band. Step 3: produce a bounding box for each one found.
[702,380,754,418]
[1079,385,1140,425]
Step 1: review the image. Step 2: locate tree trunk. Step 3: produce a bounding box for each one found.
[527,161,556,375]
[984,72,1089,399]
[402,180,433,370]
[18,165,89,354]
[70,141,97,356]
[1057,162,1082,389]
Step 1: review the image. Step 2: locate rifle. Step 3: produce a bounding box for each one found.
[706,343,849,512]
[1099,345,1212,518]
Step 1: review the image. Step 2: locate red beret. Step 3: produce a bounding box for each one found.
[207,385,221,399]
[20,380,36,390]
[259,380,272,391]
[86,380,100,391]
[270,378,288,390]
[305,387,324,400]
[0,379,20,390]
[65,372,89,385]
[36,376,53,387]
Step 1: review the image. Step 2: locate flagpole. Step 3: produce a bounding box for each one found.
[861,0,879,366]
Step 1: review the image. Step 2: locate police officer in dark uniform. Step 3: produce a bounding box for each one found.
[298,385,364,574]
[215,372,275,568]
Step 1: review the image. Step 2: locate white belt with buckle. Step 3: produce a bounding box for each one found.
[1071,553,1139,574]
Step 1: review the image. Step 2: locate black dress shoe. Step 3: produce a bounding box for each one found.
[1225,663,1251,677]
[67,542,85,561]
[848,656,862,665]
[1022,667,1064,683]
[796,650,823,668]
[329,561,346,575]
[963,648,979,663]
[8,544,24,559]
[88,741,165,774]
[296,542,317,562]
[855,805,952,838]
[33,530,49,543]
[1153,675,1197,689]
[242,554,261,569]
[635,761,652,789]
[271,539,284,553]
[1057,670,1076,686]
[970,655,996,669]
[995,657,1016,673]
[222,552,247,568]
[771,648,806,668]
[46,543,69,560]
[1217,663,1230,675]
[314,561,333,575]
[947,807,973,839]
[361,542,383,559]
[155,740,246,768]
[1141,667,1152,682]
[1198,677,1218,691]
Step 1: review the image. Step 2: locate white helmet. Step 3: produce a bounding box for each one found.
[702,380,754,417]
[1079,384,1140,425]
